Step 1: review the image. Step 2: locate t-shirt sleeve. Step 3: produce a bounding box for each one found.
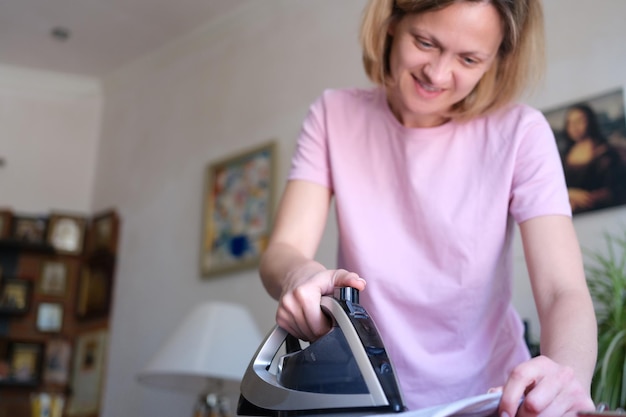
[509,113,572,223]
[288,92,333,190]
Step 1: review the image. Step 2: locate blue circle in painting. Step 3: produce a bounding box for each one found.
[230,235,250,258]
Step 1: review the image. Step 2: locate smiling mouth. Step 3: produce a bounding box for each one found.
[413,75,443,93]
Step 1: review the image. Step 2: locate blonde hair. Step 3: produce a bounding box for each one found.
[360,0,545,121]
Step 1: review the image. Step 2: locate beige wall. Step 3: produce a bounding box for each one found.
[0,65,101,213]
[1,1,625,417]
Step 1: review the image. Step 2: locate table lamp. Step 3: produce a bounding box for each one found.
[137,301,264,416]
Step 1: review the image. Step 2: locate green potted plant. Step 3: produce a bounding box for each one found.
[584,229,626,410]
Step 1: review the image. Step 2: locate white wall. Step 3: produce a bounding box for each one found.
[95,2,368,416]
[1,1,625,417]
[510,1,626,340]
[0,65,101,213]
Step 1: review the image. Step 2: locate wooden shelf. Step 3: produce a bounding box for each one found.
[0,239,55,254]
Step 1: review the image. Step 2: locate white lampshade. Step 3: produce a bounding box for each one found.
[137,301,264,394]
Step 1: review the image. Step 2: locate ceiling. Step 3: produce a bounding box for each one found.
[0,0,254,78]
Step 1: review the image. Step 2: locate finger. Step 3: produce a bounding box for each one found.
[331,269,367,291]
[517,377,562,417]
[292,285,330,340]
[277,291,317,341]
[499,357,548,417]
[276,302,306,340]
[278,307,320,341]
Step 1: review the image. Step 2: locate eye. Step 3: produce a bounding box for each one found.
[462,56,480,66]
[419,40,434,48]
[414,36,435,49]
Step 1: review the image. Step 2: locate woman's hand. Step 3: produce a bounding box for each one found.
[499,355,595,417]
[276,267,366,341]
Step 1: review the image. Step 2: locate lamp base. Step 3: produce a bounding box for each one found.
[193,393,231,417]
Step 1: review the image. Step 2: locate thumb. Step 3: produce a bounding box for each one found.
[331,269,367,292]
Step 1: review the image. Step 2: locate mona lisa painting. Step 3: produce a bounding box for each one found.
[543,88,626,215]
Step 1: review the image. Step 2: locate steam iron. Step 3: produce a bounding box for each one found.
[238,287,406,416]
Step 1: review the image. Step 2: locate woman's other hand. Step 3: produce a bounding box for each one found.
[499,355,595,417]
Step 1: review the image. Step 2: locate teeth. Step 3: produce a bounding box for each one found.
[420,80,439,92]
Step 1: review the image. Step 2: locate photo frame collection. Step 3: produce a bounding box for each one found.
[0,209,119,255]
[0,210,86,253]
[0,337,75,389]
[0,209,118,393]
[200,142,276,277]
[0,330,108,414]
[1,210,118,323]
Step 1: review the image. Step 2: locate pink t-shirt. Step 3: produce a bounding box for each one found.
[288,87,571,410]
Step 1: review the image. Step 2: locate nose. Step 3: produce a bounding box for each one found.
[423,55,452,85]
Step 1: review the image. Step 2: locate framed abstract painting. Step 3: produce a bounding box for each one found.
[200,142,276,277]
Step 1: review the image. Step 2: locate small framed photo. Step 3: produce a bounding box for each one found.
[36,302,64,332]
[0,209,13,239]
[47,213,87,255]
[200,142,276,277]
[38,260,68,297]
[87,210,120,254]
[66,330,108,415]
[76,266,111,319]
[12,215,47,244]
[43,339,72,385]
[8,341,44,385]
[0,279,31,314]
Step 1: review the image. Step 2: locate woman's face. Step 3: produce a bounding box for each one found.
[386,2,503,128]
[565,108,588,141]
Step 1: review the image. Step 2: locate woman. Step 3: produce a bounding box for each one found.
[260,1,597,416]
[562,103,626,214]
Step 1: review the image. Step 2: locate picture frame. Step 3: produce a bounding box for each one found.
[38,260,68,297]
[46,213,87,255]
[200,141,276,277]
[42,338,72,385]
[7,341,44,386]
[76,262,112,319]
[0,278,31,315]
[87,209,120,254]
[66,330,108,416]
[543,88,626,215]
[0,209,13,239]
[36,302,64,332]
[12,215,47,244]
